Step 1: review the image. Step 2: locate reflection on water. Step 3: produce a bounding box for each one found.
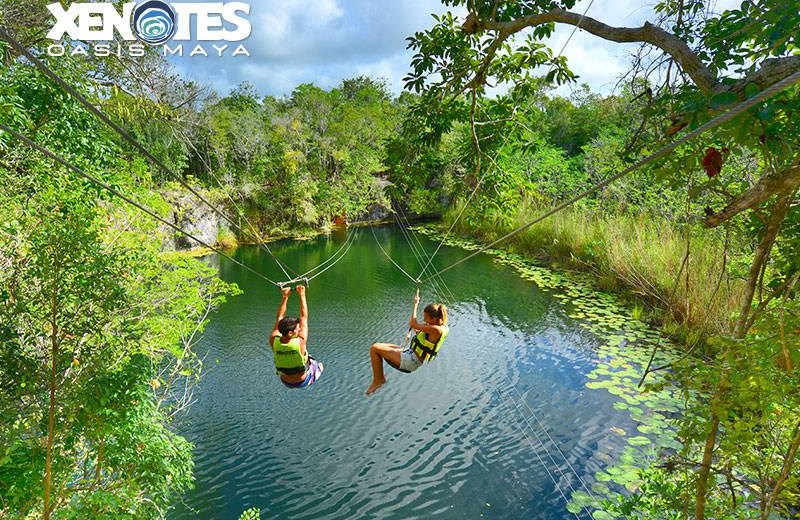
[168,226,632,520]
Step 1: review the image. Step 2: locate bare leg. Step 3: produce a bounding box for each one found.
[366,343,401,395]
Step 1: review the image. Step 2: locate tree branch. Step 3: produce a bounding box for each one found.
[729,56,800,97]
[467,8,720,93]
[703,167,800,228]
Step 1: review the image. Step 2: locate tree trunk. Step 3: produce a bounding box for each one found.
[43,259,60,520]
[763,421,800,518]
[733,190,794,338]
[695,411,721,520]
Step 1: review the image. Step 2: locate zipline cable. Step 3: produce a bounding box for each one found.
[420,69,800,283]
[419,264,596,514]
[414,123,522,286]
[391,203,455,302]
[559,0,596,95]
[381,216,598,511]
[400,233,595,512]
[419,0,595,279]
[554,0,596,66]
[0,26,297,281]
[370,225,419,284]
[174,125,308,280]
[298,227,359,280]
[304,228,360,282]
[176,122,358,285]
[267,231,358,287]
[413,167,488,281]
[0,122,281,287]
[507,378,599,503]
[495,375,595,516]
[492,386,585,519]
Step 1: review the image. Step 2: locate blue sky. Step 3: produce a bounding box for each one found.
[168,0,740,98]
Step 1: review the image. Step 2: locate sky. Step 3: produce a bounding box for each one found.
[169,0,741,99]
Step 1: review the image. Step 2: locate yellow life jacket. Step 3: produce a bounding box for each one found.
[411,326,449,363]
[271,336,308,376]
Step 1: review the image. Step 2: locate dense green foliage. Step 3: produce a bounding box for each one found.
[185,77,399,229]
[0,30,239,520]
[98,75,401,234]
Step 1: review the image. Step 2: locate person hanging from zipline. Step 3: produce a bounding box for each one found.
[365,288,448,395]
[269,284,324,389]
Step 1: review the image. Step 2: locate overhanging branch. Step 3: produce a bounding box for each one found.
[466,8,720,94]
[703,167,800,228]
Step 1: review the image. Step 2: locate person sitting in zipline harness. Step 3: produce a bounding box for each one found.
[366,289,448,395]
[269,284,323,389]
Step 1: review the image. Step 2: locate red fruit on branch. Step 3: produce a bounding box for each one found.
[702,147,724,178]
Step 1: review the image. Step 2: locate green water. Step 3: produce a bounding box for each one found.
[168,226,638,519]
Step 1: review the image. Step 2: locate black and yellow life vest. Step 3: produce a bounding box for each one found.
[271,336,308,376]
[410,326,449,363]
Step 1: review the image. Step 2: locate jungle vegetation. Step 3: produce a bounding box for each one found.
[0,0,798,518]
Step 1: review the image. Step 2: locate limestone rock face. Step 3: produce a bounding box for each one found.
[161,188,229,251]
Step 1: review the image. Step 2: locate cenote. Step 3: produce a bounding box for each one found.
[168,225,671,520]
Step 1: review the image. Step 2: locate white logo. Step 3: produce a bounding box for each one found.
[46,1,252,58]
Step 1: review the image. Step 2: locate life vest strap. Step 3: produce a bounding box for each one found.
[411,336,438,362]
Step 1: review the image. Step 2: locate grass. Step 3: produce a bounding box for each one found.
[445,198,746,343]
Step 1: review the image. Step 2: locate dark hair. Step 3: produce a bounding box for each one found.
[423,303,448,325]
[278,317,300,335]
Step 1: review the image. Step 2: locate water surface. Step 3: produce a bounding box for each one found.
[169,226,633,519]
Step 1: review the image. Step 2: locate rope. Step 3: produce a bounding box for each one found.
[0,26,297,281]
[414,176,483,279]
[558,0,596,95]
[492,386,585,519]
[494,372,598,517]
[304,228,359,282]
[370,225,419,284]
[413,127,516,285]
[417,0,595,281]
[507,379,598,503]
[173,125,302,279]
[382,214,598,513]
[0,122,281,287]
[420,69,800,283]
[298,227,358,280]
[392,203,456,303]
[382,228,587,511]
[554,0,596,72]
[176,118,358,285]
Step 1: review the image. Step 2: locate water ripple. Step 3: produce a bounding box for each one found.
[168,229,637,520]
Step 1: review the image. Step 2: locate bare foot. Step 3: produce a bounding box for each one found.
[365,378,386,395]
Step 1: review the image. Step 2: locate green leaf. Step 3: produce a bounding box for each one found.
[710,92,738,108]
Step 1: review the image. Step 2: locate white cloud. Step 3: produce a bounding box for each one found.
[172,0,450,95]
[169,0,732,99]
[355,58,402,91]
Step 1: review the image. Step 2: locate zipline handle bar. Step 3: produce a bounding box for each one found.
[277,277,310,289]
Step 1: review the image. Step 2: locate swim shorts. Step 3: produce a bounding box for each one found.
[281,356,324,389]
[397,347,424,373]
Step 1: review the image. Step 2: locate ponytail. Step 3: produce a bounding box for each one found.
[424,303,448,325]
